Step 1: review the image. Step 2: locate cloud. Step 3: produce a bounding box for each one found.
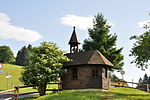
[60,14,93,30]
[137,20,150,28]
[60,14,114,30]
[0,13,42,42]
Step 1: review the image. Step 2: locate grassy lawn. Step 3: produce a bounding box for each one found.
[0,64,23,90]
[35,87,150,100]
[1,64,150,100]
[0,64,58,94]
[19,84,58,94]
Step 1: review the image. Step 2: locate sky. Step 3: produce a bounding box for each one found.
[0,0,150,83]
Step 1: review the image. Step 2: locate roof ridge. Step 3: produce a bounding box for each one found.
[97,51,114,66]
[97,51,106,65]
[87,50,97,64]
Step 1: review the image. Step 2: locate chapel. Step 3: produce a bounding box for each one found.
[61,27,113,90]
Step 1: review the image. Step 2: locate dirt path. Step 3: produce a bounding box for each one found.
[0,93,13,100]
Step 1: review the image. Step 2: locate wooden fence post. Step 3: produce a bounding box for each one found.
[13,87,19,100]
[147,84,149,92]
[132,79,133,88]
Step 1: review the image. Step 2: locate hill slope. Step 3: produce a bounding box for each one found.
[0,64,23,90]
[36,87,150,100]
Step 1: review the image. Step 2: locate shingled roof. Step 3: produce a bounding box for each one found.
[64,50,114,67]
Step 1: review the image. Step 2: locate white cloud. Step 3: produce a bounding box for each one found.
[137,20,150,28]
[60,14,93,30]
[0,13,42,42]
[60,14,114,30]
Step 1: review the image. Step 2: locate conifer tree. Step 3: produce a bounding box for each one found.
[83,13,124,71]
[143,74,149,84]
[16,44,33,66]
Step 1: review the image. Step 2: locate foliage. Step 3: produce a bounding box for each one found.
[110,73,120,81]
[130,31,150,70]
[136,74,150,90]
[35,87,150,100]
[0,45,15,63]
[82,13,124,71]
[16,44,33,66]
[20,41,69,96]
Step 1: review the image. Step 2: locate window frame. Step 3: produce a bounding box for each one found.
[92,68,99,78]
[72,67,78,79]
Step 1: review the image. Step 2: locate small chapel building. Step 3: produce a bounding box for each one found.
[61,27,114,90]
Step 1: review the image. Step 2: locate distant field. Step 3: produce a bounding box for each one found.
[0,64,23,90]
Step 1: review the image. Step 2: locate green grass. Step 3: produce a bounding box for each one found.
[0,64,37,94]
[35,87,150,100]
[0,64,58,93]
[0,64,23,90]
[19,84,58,94]
[2,64,150,100]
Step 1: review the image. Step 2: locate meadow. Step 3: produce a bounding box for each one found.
[1,64,150,100]
[0,64,23,90]
[36,87,150,100]
[0,64,57,94]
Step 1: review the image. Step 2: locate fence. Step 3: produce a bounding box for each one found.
[110,80,150,92]
[0,82,61,99]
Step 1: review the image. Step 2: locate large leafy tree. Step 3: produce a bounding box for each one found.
[20,42,69,96]
[16,44,33,66]
[0,45,15,63]
[130,30,150,70]
[82,13,124,71]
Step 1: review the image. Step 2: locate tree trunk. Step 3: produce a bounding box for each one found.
[38,84,47,96]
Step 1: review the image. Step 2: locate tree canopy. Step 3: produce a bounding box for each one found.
[130,29,150,70]
[16,44,33,66]
[20,41,69,96]
[0,45,15,63]
[82,13,124,71]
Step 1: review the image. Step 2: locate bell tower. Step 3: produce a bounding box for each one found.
[68,26,80,53]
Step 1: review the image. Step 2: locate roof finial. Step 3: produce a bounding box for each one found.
[73,26,75,29]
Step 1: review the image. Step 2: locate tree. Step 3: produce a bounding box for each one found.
[0,45,15,63]
[137,74,150,90]
[130,31,150,70]
[20,42,69,96]
[16,44,33,66]
[143,74,149,84]
[136,77,143,89]
[138,77,143,84]
[82,13,124,71]
[110,74,120,81]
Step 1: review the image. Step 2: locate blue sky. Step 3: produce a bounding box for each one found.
[0,0,150,83]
